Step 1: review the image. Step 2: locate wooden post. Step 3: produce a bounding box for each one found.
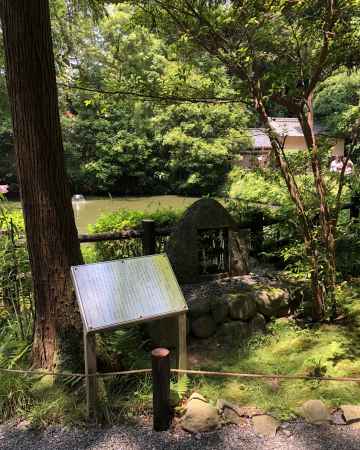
[177,312,187,374]
[251,211,264,254]
[350,201,360,221]
[151,348,171,431]
[84,330,97,420]
[142,219,156,255]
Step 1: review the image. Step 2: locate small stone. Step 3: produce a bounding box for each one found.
[188,298,211,319]
[181,393,221,433]
[16,420,31,431]
[252,415,280,437]
[223,407,247,426]
[254,287,289,318]
[191,315,217,338]
[227,293,257,320]
[210,298,229,324]
[300,400,330,424]
[217,401,263,418]
[341,405,360,423]
[216,399,247,425]
[217,321,250,343]
[249,313,266,334]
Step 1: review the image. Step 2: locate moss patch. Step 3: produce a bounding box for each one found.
[187,283,360,420]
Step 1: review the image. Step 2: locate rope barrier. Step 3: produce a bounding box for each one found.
[0,368,86,377]
[171,368,360,383]
[2,366,360,383]
[0,367,151,378]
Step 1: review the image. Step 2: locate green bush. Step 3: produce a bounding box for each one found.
[89,208,183,261]
[0,373,33,421]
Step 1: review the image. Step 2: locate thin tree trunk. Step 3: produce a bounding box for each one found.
[252,87,326,320]
[300,97,336,319]
[0,0,83,370]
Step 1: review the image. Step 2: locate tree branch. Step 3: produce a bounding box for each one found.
[58,82,252,105]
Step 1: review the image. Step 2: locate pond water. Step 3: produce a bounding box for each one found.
[9,195,199,234]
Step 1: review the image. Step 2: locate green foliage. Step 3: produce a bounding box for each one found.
[89,207,182,261]
[0,207,33,343]
[335,219,360,278]
[68,3,251,195]
[190,289,360,420]
[0,373,33,421]
[314,71,360,137]
[27,384,86,428]
[228,167,290,210]
[152,103,250,195]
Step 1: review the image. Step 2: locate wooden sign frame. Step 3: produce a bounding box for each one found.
[71,254,188,418]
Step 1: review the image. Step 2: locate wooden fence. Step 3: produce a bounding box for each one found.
[77,200,360,256]
[2,201,359,258]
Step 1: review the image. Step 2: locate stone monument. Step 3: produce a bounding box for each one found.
[166,198,249,283]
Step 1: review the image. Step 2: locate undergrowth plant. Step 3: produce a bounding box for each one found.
[89,208,183,261]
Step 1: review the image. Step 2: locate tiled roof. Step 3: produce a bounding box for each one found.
[249,118,327,148]
[249,128,271,148]
[269,117,303,137]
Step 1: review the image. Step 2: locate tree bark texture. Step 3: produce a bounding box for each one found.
[0,0,83,369]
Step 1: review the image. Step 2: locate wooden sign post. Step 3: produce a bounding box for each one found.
[84,330,97,419]
[71,254,188,419]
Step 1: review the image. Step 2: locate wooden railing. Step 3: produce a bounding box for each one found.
[3,202,359,256]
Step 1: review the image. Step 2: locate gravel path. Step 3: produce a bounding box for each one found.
[2,420,360,450]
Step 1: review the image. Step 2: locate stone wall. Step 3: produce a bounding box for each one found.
[187,278,289,341]
[147,275,290,347]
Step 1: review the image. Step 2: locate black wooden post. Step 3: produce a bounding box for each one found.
[350,195,360,221]
[151,348,171,431]
[142,219,156,255]
[251,211,264,254]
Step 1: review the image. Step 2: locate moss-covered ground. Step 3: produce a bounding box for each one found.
[187,282,360,420]
[2,282,360,426]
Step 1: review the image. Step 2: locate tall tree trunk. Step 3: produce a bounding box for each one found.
[0,0,83,370]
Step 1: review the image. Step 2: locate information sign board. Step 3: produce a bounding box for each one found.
[71,254,188,333]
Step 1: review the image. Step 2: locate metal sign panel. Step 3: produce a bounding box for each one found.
[71,254,188,333]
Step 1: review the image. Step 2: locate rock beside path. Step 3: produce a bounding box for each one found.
[4,418,360,450]
[249,313,266,334]
[181,393,221,433]
[217,321,250,343]
[252,415,280,437]
[216,400,264,418]
[341,405,360,424]
[299,400,330,425]
[216,399,247,426]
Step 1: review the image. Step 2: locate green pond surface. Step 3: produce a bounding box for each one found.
[9,195,199,234]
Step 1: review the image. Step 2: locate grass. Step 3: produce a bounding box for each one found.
[186,283,360,420]
[2,282,360,426]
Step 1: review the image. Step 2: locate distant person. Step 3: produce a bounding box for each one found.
[330,156,354,175]
[344,158,354,175]
[330,155,343,173]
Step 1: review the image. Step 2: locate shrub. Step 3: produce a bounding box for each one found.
[0,373,33,421]
[89,208,183,261]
